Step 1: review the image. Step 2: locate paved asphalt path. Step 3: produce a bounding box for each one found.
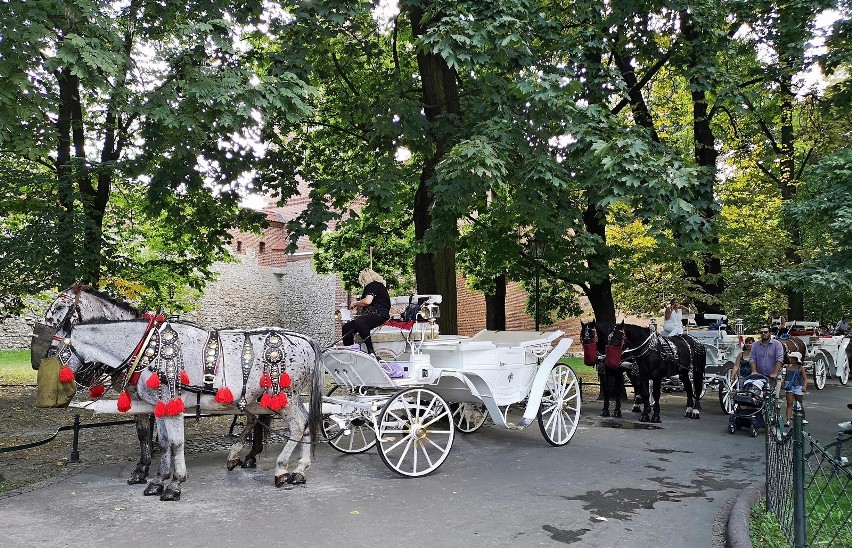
[3,379,850,548]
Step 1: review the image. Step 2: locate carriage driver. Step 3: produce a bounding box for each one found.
[663,298,689,336]
[749,326,784,396]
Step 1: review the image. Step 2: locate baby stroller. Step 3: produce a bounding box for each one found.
[728,374,769,437]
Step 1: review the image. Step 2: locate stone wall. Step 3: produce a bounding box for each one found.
[188,251,340,347]
[0,301,43,350]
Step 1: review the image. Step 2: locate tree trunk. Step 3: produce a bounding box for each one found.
[485,274,507,330]
[410,5,460,334]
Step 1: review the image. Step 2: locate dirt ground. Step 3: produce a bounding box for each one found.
[0,385,239,498]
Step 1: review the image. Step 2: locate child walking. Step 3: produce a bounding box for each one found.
[784,351,808,427]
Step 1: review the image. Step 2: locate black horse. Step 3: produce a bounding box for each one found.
[605,321,706,423]
[580,319,641,418]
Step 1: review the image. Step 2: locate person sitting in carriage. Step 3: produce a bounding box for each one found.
[340,268,391,356]
[835,315,849,336]
[663,298,690,336]
[768,310,786,336]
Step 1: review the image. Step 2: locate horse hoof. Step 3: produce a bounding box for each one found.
[692,412,700,419]
[241,457,257,469]
[600,409,610,417]
[226,458,242,471]
[127,471,147,485]
[160,488,181,501]
[639,414,650,423]
[143,482,164,496]
[274,474,289,488]
[287,472,306,485]
[651,415,662,423]
[613,410,622,418]
[632,405,641,413]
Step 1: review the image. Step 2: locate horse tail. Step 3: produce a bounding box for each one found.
[308,338,325,457]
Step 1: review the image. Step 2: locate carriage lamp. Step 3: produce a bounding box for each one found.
[419,302,440,321]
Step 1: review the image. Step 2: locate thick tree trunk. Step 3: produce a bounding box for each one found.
[583,203,617,324]
[55,67,78,288]
[484,274,507,330]
[410,6,460,334]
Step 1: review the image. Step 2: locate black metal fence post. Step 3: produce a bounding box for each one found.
[792,402,808,547]
[69,414,81,463]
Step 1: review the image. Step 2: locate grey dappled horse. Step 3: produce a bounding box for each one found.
[32,286,156,484]
[65,319,324,501]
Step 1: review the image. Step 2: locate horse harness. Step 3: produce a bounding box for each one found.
[620,332,702,373]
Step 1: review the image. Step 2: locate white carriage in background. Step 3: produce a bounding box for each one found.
[681,313,747,414]
[322,294,581,477]
[783,321,850,390]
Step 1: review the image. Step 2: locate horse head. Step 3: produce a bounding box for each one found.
[604,321,627,369]
[580,320,601,366]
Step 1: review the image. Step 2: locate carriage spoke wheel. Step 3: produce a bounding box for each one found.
[812,351,829,390]
[324,415,377,454]
[451,403,488,433]
[719,364,736,415]
[537,364,581,446]
[377,388,454,477]
[840,358,849,386]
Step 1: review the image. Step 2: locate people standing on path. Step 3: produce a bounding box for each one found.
[340,268,391,356]
[783,351,808,427]
[663,298,690,336]
[750,326,784,395]
[734,337,755,388]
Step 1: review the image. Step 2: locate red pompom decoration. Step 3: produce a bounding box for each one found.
[117,391,132,413]
[215,387,234,404]
[146,373,160,389]
[269,393,282,412]
[167,397,184,416]
[180,370,190,385]
[154,400,167,418]
[278,392,288,409]
[88,384,105,398]
[260,372,272,389]
[259,392,272,408]
[279,372,292,388]
[59,365,75,383]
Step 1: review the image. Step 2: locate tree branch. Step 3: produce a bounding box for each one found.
[331,52,359,97]
[611,42,677,116]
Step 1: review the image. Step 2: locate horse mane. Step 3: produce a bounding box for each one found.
[621,322,651,344]
[76,287,140,315]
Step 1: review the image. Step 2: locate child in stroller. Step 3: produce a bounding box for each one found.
[728,374,770,437]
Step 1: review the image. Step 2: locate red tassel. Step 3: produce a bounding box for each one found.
[260,372,272,389]
[180,370,190,385]
[146,373,160,389]
[117,391,132,413]
[154,400,167,418]
[88,385,105,398]
[167,398,184,416]
[278,392,288,409]
[279,372,292,388]
[269,393,283,412]
[260,392,272,408]
[215,387,234,404]
[59,365,75,383]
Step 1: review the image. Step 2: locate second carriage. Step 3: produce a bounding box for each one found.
[321,295,582,477]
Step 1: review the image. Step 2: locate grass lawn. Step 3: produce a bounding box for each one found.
[0,349,35,385]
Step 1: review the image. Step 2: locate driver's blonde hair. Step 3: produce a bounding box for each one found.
[358,268,385,286]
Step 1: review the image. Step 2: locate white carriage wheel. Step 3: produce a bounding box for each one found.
[840,358,849,385]
[451,402,488,433]
[537,364,581,447]
[812,351,830,390]
[718,363,736,415]
[377,387,455,477]
[324,414,377,454]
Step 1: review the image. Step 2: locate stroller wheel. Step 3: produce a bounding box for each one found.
[728,423,736,434]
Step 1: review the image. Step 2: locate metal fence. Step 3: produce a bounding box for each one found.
[764,391,852,547]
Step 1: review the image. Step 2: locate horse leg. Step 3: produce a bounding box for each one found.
[242,415,270,469]
[639,376,652,422]
[629,372,641,412]
[682,369,695,419]
[600,370,611,417]
[128,414,153,485]
[692,366,703,419]
[651,379,662,423]
[161,417,186,501]
[226,413,257,470]
[144,417,169,497]
[612,372,623,418]
[275,405,309,488]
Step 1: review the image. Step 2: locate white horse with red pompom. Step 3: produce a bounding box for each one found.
[63,318,324,501]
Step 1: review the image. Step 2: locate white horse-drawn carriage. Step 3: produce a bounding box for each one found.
[681,313,746,414]
[782,321,850,390]
[322,295,581,476]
